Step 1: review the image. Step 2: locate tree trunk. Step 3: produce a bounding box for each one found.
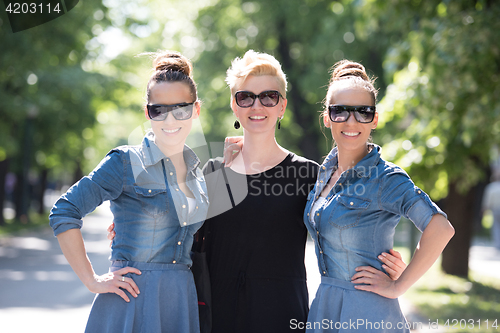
[37,168,48,214]
[0,158,9,226]
[441,181,477,278]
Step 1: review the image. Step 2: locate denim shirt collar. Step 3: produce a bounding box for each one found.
[142,131,200,172]
[321,143,381,179]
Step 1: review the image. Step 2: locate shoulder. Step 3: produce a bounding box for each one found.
[288,153,319,170]
[202,157,225,176]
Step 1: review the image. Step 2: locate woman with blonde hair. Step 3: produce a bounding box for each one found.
[200,51,406,333]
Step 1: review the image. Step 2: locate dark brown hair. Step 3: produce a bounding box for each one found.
[325,60,378,106]
[145,51,198,103]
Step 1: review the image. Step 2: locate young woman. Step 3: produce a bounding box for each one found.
[200,51,406,333]
[49,51,209,333]
[303,60,455,332]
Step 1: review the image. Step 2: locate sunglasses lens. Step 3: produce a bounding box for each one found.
[260,91,280,107]
[329,106,349,122]
[235,92,255,107]
[171,105,193,120]
[354,110,374,123]
[148,105,167,120]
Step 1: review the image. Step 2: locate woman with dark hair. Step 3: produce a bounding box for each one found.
[304,60,454,332]
[49,51,208,333]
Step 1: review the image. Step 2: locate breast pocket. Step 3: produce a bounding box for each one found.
[134,186,169,217]
[328,195,371,229]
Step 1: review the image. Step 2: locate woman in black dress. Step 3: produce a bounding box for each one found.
[201,50,406,333]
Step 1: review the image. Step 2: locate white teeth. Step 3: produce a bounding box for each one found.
[342,132,360,137]
[249,116,266,120]
[163,128,181,133]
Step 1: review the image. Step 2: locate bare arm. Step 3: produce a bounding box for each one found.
[57,228,141,302]
[352,214,454,298]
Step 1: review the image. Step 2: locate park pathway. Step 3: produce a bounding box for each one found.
[1,203,499,333]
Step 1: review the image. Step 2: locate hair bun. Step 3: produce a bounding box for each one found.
[153,51,193,77]
[331,60,369,82]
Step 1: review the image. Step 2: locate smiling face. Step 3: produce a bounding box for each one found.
[146,81,200,154]
[324,86,378,154]
[231,75,287,134]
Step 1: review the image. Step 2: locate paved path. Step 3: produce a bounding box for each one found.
[1,205,499,333]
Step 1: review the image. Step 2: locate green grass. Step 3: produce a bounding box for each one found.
[397,247,500,333]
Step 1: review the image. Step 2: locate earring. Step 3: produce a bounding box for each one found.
[234,119,240,129]
[277,116,283,130]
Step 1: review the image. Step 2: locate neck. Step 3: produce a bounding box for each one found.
[156,141,186,164]
[336,144,370,173]
[234,130,286,173]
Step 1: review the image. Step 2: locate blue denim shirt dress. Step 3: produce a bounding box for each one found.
[303,144,446,332]
[49,131,209,333]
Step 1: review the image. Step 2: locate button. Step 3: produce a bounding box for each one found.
[316,231,319,234]
[320,180,323,183]
[350,202,354,206]
[148,189,151,193]
[307,213,310,216]
[338,183,342,186]
[178,241,181,245]
[323,271,326,275]
[196,206,198,209]
[316,213,320,216]
[183,222,187,226]
[166,158,169,162]
[176,188,179,191]
[322,166,326,170]
[182,205,186,208]
[418,190,421,194]
[173,260,176,264]
[320,250,323,254]
[170,172,173,176]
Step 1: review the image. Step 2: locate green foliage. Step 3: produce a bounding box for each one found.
[367,1,500,198]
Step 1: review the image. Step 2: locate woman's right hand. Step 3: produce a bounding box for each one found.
[107,222,116,241]
[223,136,243,167]
[86,266,142,302]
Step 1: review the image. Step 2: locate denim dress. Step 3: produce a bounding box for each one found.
[303,144,446,333]
[49,132,209,333]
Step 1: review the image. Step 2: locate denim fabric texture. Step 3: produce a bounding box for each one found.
[49,131,209,266]
[303,144,446,332]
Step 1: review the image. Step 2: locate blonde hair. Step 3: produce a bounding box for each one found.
[325,60,378,107]
[226,50,287,102]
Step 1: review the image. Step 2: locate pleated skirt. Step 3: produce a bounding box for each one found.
[85,261,200,333]
[306,276,410,333]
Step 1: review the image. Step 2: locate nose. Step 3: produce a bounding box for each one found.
[163,111,177,123]
[251,97,264,109]
[345,111,357,124]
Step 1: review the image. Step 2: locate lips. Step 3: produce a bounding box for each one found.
[249,115,267,120]
[342,131,361,137]
[162,128,181,134]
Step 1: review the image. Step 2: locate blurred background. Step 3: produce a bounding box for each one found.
[1,0,499,332]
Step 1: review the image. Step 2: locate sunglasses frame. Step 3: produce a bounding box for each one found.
[328,105,376,123]
[147,102,195,121]
[234,90,283,108]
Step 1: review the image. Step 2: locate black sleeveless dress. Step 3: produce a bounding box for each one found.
[201,153,318,333]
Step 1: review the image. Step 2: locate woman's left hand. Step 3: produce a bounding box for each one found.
[350,266,402,299]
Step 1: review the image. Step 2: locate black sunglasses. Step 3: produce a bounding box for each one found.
[147,102,195,121]
[328,105,376,123]
[235,90,283,108]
